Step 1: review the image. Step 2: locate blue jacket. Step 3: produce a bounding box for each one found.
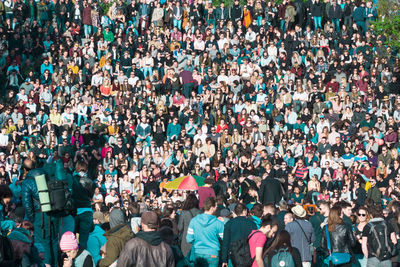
[167,123,181,140]
[186,213,224,256]
[353,6,366,22]
[87,225,107,265]
[21,160,70,222]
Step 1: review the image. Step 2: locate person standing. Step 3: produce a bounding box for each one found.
[198,178,216,209]
[98,209,134,267]
[221,203,257,267]
[72,161,95,249]
[264,230,302,267]
[187,197,224,267]
[117,211,175,267]
[321,206,356,267]
[249,215,280,267]
[362,205,397,267]
[259,174,283,205]
[285,205,315,267]
[21,158,61,267]
[177,194,201,257]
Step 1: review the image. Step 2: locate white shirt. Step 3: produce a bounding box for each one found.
[0,134,8,147]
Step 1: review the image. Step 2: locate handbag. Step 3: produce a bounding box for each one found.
[323,226,351,266]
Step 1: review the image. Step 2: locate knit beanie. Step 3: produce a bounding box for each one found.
[60,231,79,251]
[109,209,126,229]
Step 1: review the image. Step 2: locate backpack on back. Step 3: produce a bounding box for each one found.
[229,231,260,267]
[270,248,295,267]
[368,220,396,261]
[34,170,74,217]
[47,179,74,217]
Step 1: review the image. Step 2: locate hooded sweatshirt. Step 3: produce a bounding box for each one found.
[186,213,224,255]
[87,224,107,265]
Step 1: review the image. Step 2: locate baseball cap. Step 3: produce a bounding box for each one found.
[141,211,159,229]
[93,211,106,224]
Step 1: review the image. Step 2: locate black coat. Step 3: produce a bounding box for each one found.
[259,177,283,205]
[321,224,356,255]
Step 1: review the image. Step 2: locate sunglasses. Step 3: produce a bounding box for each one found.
[358,213,366,217]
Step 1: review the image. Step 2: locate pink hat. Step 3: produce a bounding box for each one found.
[60,231,79,251]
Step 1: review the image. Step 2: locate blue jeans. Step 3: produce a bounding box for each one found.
[354,254,367,267]
[356,21,366,35]
[84,24,91,37]
[142,67,153,78]
[366,257,391,267]
[194,253,219,267]
[257,16,262,26]
[331,18,340,32]
[173,18,182,30]
[77,114,88,127]
[314,16,322,30]
[137,136,152,146]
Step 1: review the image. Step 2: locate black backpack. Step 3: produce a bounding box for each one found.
[46,179,74,217]
[368,220,397,261]
[0,234,15,265]
[229,231,260,267]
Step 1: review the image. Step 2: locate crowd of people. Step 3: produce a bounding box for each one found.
[0,0,399,266]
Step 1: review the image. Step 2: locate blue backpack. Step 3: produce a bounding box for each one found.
[270,248,295,267]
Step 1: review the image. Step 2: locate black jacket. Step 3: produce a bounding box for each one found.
[321,224,356,255]
[259,177,283,205]
[221,216,257,263]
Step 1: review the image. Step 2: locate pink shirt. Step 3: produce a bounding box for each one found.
[249,230,267,267]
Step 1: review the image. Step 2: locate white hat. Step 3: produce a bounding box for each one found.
[291,205,306,218]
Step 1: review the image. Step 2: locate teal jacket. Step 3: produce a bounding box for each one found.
[186,213,224,256]
[87,225,107,265]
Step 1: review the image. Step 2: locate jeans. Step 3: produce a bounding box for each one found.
[173,18,182,30]
[331,18,340,32]
[183,83,194,99]
[142,67,153,78]
[344,16,352,28]
[84,24,91,37]
[137,136,152,146]
[314,16,322,30]
[77,114,88,127]
[356,21,366,35]
[194,253,219,267]
[280,19,286,32]
[354,254,367,267]
[366,257,391,267]
[257,16,262,26]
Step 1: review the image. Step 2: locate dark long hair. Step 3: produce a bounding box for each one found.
[182,193,199,211]
[264,230,293,257]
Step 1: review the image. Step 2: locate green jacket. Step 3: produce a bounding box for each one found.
[98,224,134,267]
[309,212,325,248]
[367,186,382,205]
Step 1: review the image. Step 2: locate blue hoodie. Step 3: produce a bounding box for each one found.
[186,213,224,256]
[87,224,107,265]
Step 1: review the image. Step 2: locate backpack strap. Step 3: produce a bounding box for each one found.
[325,225,332,255]
[248,231,262,264]
[294,220,311,244]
